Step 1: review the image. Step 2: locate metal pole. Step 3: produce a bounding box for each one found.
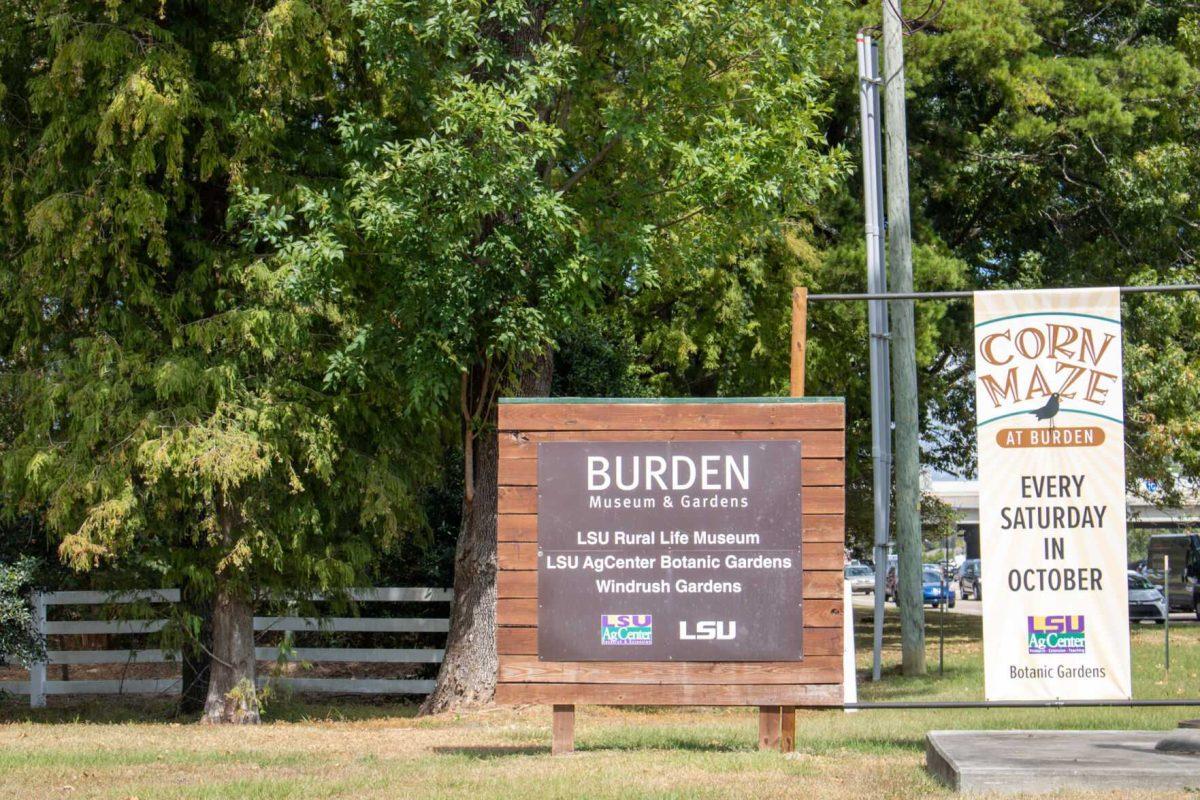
[882,0,925,676]
[940,531,947,676]
[857,32,892,684]
[846,699,1200,710]
[1165,554,1171,673]
[808,284,1200,301]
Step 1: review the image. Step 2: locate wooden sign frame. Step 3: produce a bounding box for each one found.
[495,397,846,753]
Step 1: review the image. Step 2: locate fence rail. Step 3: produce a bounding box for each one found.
[1,587,451,708]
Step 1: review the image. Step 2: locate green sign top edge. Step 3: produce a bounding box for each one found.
[499,396,844,405]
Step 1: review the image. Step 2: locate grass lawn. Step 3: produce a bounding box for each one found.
[2,609,1198,799]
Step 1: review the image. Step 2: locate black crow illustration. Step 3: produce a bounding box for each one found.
[1031,393,1060,428]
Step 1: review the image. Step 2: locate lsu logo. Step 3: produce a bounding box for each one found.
[1027,615,1085,655]
[679,620,737,641]
[600,614,652,646]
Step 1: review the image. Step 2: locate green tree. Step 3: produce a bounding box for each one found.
[0,558,45,668]
[0,1,433,722]
[249,0,844,711]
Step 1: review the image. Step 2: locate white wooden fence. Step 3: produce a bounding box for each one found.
[0,587,451,708]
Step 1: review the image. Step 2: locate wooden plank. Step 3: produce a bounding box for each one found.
[255,647,444,663]
[497,598,538,626]
[269,678,436,694]
[552,705,575,755]
[804,542,845,571]
[496,625,842,657]
[499,429,844,459]
[497,542,539,569]
[46,649,169,665]
[803,626,843,657]
[499,457,844,487]
[499,403,843,432]
[498,626,538,654]
[499,513,844,543]
[344,588,453,603]
[802,514,846,542]
[498,656,842,685]
[803,600,844,628]
[803,571,844,599]
[498,514,539,542]
[42,678,182,696]
[252,616,449,633]
[497,570,537,598]
[42,589,180,606]
[759,705,782,750]
[43,620,167,635]
[495,682,841,706]
[305,587,452,602]
[498,485,843,515]
[498,570,840,601]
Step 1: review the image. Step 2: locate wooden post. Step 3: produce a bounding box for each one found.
[758,705,782,750]
[780,706,796,753]
[552,704,575,755]
[784,286,806,753]
[791,287,808,398]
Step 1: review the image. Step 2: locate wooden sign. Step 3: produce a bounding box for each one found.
[495,398,846,753]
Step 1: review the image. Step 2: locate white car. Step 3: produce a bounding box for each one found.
[844,564,875,594]
[1128,570,1167,624]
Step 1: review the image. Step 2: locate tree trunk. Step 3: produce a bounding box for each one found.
[421,352,552,715]
[201,577,259,724]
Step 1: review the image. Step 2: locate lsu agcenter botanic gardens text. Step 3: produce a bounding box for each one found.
[1,609,1196,800]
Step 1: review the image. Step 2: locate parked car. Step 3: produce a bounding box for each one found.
[959,559,982,600]
[1127,570,1167,624]
[844,564,876,594]
[1146,534,1200,616]
[884,566,956,608]
[922,569,956,608]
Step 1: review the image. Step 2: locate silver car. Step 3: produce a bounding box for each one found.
[845,564,875,594]
[1128,570,1167,624]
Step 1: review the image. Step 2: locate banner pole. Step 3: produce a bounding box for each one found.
[1165,554,1171,673]
[940,532,947,676]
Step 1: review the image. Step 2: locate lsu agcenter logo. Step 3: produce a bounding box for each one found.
[1027,615,1085,655]
[600,614,652,646]
[679,620,736,640]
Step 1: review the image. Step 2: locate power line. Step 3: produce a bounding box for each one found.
[809,284,1200,301]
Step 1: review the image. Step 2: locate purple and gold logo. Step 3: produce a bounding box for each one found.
[601,614,652,646]
[1027,615,1085,655]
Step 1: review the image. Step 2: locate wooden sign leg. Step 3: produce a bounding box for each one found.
[758,705,782,751]
[552,704,575,755]
[780,706,796,753]
[791,286,808,398]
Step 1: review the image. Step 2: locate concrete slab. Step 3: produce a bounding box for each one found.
[927,730,1200,795]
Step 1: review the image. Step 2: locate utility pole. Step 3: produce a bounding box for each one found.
[881,0,925,675]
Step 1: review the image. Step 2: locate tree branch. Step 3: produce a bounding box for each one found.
[557,136,618,195]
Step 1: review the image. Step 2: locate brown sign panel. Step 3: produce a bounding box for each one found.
[537,440,803,662]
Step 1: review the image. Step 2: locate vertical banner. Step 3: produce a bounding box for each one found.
[974,288,1131,701]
